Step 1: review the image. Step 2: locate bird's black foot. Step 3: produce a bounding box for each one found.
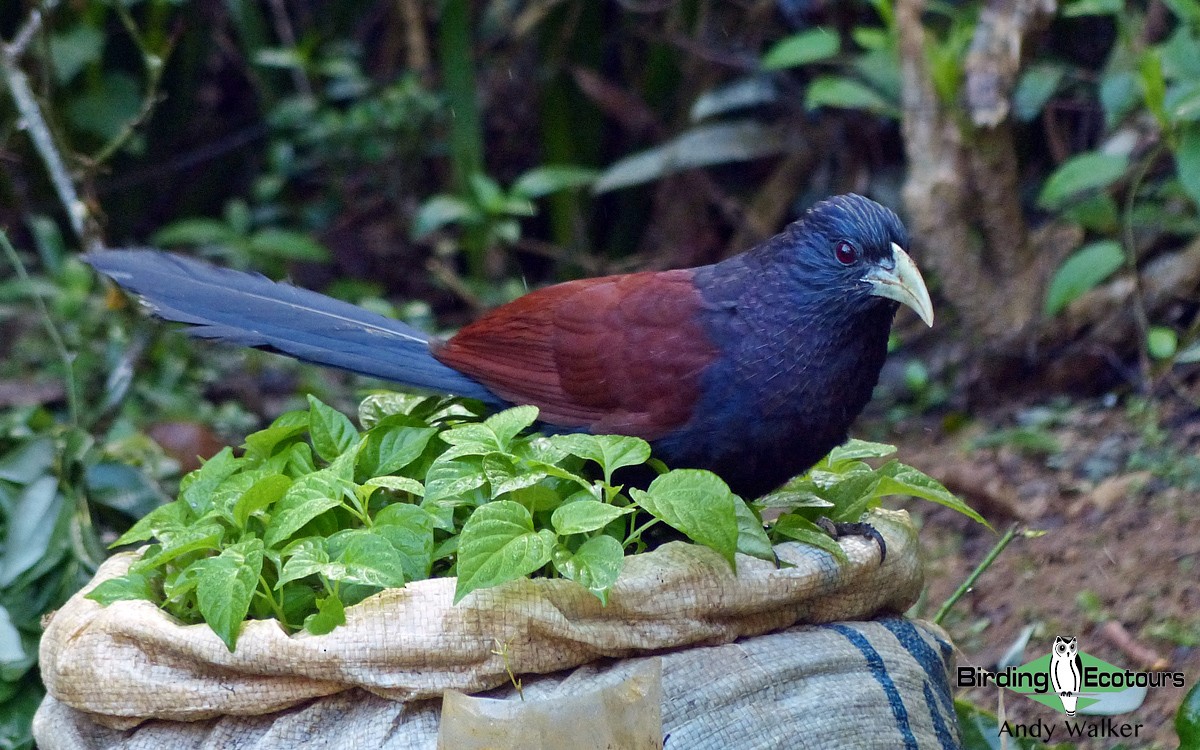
[816,518,887,564]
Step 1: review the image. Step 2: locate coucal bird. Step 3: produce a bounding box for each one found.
[86,194,933,498]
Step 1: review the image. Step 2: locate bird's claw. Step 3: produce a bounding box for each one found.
[816,518,888,564]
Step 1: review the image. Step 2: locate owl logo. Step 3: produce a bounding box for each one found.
[1050,636,1083,716]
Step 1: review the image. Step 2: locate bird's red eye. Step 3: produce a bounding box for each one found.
[834,241,858,265]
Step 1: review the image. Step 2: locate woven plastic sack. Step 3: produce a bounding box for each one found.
[35,510,940,744]
[35,619,958,749]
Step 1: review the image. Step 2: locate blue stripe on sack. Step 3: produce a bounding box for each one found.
[827,624,919,750]
[923,682,959,750]
[880,619,961,750]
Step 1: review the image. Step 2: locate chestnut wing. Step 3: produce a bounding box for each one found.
[431,270,719,439]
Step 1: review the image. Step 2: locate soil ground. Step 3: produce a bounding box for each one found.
[874,384,1200,749]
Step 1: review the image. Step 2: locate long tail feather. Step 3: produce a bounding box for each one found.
[85,250,504,404]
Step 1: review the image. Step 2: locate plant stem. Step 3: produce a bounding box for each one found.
[933,523,1018,625]
[257,574,289,626]
[624,516,660,549]
[0,231,81,426]
[1122,144,1164,393]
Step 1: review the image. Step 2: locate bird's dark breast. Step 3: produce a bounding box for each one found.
[649,261,895,498]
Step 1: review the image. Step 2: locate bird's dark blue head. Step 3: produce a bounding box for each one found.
[778,194,933,326]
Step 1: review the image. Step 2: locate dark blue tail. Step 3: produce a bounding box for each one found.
[85,250,504,404]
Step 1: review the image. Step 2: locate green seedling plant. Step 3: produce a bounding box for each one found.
[88,393,983,651]
[759,439,987,563]
[413,166,596,263]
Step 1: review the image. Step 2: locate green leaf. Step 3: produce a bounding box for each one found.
[734,500,775,563]
[761,28,840,70]
[851,27,890,51]
[307,395,359,462]
[756,481,835,510]
[629,470,739,568]
[357,392,438,427]
[152,218,239,248]
[163,563,204,602]
[690,76,780,122]
[263,471,347,548]
[1037,152,1129,210]
[820,470,885,522]
[1177,681,1200,747]
[1177,124,1200,211]
[359,475,425,500]
[232,474,292,528]
[277,537,330,588]
[132,521,224,571]
[875,461,989,526]
[1013,64,1064,122]
[244,411,309,458]
[66,71,142,142]
[825,439,897,465]
[0,438,54,484]
[552,535,625,603]
[805,76,897,117]
[771,514,848,564]
[248,229,330,262]
[1043,240,1125,316]
[439,407,538,457]
[1061,192,1120,233]
[110,500,191,547]
[304,595,346,635]
[1062,0,1122,14]
[412,195,478,238]
[85,571,157,605]
[194,538,264,651]
[0,476,63,587]
[49,24,105,84]
[1163,0,1200,30]
[326,529,410,588]
[179,447,241,516]
[1167,82,1200,122]
[423,456,487,503]
[511,166,597,199]
[1100,70,1140,128]
[454,501,556,602]
[481,453,552,497]
[286,442,316,477]
[1161,26,1200,81]
[483,406,540,448]
[1139,49,1169,128]
[551,500,634,535]
[593,120,792,194]
[1148,326,1178,360]
[208,471,263,522]
[552,434,652,484]
[358,421,437,478]
[85,462,168,519]
[374,503,436,581]
[0,604,27,676]
[469,173,507,213]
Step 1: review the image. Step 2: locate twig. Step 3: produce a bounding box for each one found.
[2,9,102,251]
[933,523,1018,625]
[0,231,80,426]
[265,0,314,100]
[426,256,487,312]
[491,639,524,701]
[7,0,59,59]
[1123,144,1165,393]
[89,2,175,167]
[398,0,431,75]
